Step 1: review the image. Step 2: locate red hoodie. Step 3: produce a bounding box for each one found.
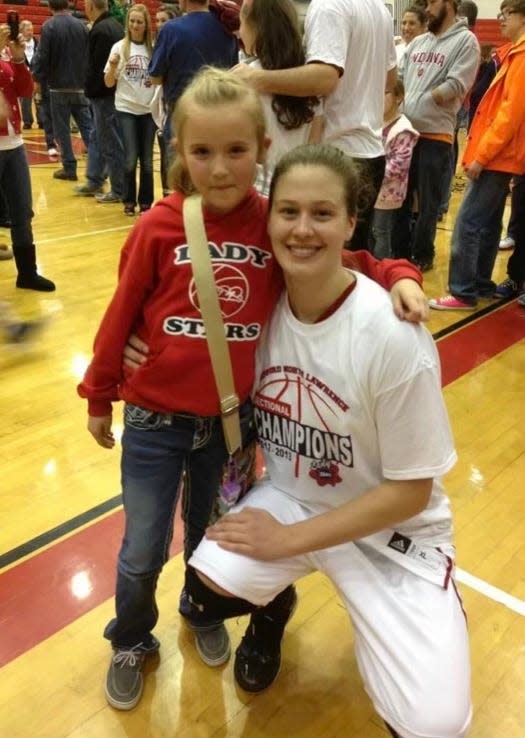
[78,190,421,417]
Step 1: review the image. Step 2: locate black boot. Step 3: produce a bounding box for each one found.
[385,722,402,737]
[234,584,297,693]
[14,245,56,292]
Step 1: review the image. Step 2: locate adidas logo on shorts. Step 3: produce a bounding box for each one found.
[387,532,412,555]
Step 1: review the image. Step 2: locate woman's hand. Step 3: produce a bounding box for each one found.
[230,62,262,90]
[391,278,429,323]
[205,507,292,561]
[123,333,149,371]
[87,415,115,449]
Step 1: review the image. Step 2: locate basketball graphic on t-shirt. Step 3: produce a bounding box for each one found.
[255,368,350,484]
[189,263,249,319]
[256,373,339,430]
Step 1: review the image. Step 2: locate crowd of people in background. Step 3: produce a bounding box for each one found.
[1,0,523,310]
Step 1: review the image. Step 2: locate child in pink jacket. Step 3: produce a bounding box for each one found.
[372,80,419,259]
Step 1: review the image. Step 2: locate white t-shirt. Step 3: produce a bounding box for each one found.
[305,0,397,158]
[24,38,36,65]
[248,58,322,172]
[253,272,456,579]
[105,40,155,115]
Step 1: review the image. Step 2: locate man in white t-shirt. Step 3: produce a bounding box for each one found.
[233,0,397,250]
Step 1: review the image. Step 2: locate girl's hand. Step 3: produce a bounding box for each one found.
[87,415,115,449]
[391,278,429,323]
[206,507,291,561]
[123,333,149,371]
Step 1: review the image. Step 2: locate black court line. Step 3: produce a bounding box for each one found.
[0,494,122,570]
[0,298,515,571]
[433,295,514,341]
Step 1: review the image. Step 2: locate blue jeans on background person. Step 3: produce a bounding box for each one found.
[85,122,107,188]
[104,401,256,649]
[505,174,525,243]
[410,138,451,267]
[0,145,34,249]
[117,111,157,209]
[506,175,525,283]
[88,96,124,198]
[49,90,93,176]
[36,85,56,150]
[448,169,512,304]
[372,208,397,260]
[439,135,458,217]
[19,96,33,127]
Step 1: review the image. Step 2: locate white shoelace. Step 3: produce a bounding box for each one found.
[113,644,144,668]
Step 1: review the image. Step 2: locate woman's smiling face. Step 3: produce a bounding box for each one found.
[268,163,356,284]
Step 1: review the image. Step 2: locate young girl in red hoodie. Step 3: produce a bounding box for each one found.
[0,25,54,291]
[78,67,427,711]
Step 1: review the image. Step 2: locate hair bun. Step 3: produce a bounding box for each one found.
[209,0,241,35]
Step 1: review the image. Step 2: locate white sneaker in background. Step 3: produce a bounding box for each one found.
[48,148,59,161]
[499,236,515,250]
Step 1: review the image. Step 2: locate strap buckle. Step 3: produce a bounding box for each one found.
[220,394,240,417]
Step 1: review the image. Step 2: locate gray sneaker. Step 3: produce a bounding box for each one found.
[74,183,104,196]
[95,191,121,204]
[193,623,231,667]
[105,643,150,710]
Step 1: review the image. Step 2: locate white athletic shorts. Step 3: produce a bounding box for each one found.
[189,483,472,738]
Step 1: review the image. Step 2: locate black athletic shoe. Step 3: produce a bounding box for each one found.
[234,585,297,693]
[53,169,78,181]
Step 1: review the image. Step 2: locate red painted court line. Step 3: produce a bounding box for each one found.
[0,302,524,668]
[0,511,183,668]
[437,302,525,386]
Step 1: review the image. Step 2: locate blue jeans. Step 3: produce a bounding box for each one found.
[36,85,55,150]
[19,96,33,126]
[0,145,33,249]
[49,90,93,175]
[408,138,451,265]
[87,96,124,197]
[104,401,256,648]
[372,208,397,260]
[507,175,525,282]
[448,170,512,303]
[117,111,156,208]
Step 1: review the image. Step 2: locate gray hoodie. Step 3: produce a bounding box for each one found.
[401,19,479,137]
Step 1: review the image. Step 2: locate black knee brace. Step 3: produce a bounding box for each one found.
[384,722,401,738]
[184,566,257,625]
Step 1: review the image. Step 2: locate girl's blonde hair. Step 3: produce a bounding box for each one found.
[121,4,153,62]
[169,67,267,195]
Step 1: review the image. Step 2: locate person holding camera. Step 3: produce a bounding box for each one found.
[0,23,55,291]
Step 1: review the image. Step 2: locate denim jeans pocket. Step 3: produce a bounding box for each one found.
[124,403,170,430]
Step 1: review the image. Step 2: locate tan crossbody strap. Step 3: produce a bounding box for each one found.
[183,194,242,455]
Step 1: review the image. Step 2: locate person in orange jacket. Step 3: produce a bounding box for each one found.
[430,0,525,310]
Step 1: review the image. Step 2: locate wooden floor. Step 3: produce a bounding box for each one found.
[1,129,524,738]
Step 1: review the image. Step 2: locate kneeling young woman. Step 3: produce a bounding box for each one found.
[187,143,471,738]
